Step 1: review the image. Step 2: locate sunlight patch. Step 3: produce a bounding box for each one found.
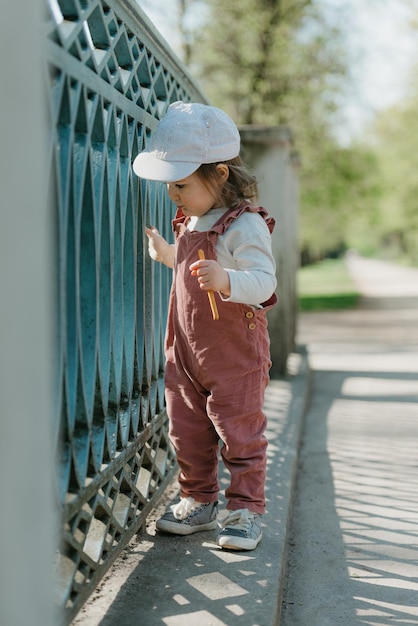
[342,376,418,397]
[163,610,228,626]
[187,572,248,600]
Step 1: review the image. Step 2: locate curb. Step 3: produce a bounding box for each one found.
[273,346,311,624]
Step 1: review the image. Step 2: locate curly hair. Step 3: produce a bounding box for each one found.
[195,157,258,207]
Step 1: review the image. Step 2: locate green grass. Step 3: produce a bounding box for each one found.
[298,258,360,311]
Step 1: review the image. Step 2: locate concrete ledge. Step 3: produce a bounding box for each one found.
[72,348,311,626]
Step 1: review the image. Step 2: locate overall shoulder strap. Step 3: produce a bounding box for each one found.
[210,201,275,236]
[210,202,278,311]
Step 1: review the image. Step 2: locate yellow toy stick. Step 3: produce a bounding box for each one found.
[198,249,219,320]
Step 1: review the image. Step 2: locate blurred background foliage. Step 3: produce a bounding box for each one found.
[141,0,418,267]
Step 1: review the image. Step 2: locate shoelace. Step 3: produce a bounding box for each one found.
[220,509,253,531]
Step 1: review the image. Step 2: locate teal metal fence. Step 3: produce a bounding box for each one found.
[45,0,207,620]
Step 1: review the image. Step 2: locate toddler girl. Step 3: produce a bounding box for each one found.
[133,101,277,550]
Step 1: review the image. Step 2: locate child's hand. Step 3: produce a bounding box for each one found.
[189,258,231,297]
[145,227,175,268]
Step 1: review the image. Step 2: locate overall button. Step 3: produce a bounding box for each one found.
[248,322,256,330]
[245,311,254,319]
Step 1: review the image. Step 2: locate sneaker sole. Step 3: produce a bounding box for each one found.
[156,519,218,536]
[217,532,262,551]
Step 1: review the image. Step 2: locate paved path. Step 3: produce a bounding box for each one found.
[71,256,418,626]
[72,355,309,626]
[280,256,418,625]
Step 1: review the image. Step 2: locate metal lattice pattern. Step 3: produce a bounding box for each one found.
[45,0,206,620]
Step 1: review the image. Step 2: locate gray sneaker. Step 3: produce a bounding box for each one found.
[156,497,218,535]
[217,509,263,550]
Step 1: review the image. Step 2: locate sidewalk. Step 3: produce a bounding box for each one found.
[73,255,418,626]
[281,255,418,625]
[72,351,310,626]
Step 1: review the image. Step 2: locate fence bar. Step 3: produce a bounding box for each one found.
[44,0,207,620]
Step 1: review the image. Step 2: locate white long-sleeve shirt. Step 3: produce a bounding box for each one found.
[187,207,277,307]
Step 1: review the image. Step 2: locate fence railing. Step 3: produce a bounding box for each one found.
[45,0,207,621]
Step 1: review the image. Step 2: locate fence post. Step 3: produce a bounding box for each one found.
[240,126,300,376]
[0,1,57,625]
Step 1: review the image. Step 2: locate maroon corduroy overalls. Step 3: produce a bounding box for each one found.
[164,202,276,514]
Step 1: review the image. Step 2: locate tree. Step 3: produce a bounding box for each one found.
[188,0,381,258]
[191,0,345,125]
[372,82,418,263]
[300,139,382,259]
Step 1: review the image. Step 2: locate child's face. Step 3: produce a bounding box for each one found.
[167,169,224,217]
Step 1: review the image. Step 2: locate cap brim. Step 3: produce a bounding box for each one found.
[133,152,200,182]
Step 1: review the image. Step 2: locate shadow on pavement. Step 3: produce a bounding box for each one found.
[72,355,309,626]
[282,279,418,625]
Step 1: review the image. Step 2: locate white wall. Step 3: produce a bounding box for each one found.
[240,126,300,375]
[0,1,57,624]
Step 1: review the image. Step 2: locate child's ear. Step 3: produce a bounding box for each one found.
[216,163,229,183]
